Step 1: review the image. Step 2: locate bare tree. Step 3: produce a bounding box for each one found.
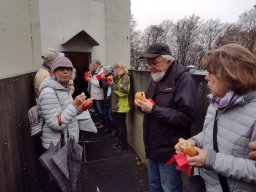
[130,6,256,71]
[142,25,166,48]
[142,20,174,47]
[173,15,200,64]
[186,19,224,69]
[215,24,241,47]
[200,19,223,50]
[130,15,143,69]
[238,7,256,53]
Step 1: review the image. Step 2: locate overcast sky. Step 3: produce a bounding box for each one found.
[131,0,256,30]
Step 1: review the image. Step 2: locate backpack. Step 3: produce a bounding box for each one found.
[28,88,60,137]
[28,105,43,136]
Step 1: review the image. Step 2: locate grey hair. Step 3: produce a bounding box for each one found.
[71,67,76,80]
[91,59,101,65]
[161,55,174,62]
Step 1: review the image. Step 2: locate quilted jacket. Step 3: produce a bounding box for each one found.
[38,77,80,149]
[193,91,256,192]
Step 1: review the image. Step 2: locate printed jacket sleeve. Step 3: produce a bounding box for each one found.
[111,75,129,97]
[40,87,78,131]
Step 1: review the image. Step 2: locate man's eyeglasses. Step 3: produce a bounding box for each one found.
[145,59,165,67]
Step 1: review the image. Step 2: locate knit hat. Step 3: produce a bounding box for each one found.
[51,56,73,73]
[140,43,172,59]
[103,65,113,74]
[42,48,64,61]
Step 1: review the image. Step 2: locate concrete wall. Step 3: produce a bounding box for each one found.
[39,0,131,67]
[105,0,131,67]
[127,70,151,162]
[39,0,104,60]
[0,0,41,79]
[0,0,131,81]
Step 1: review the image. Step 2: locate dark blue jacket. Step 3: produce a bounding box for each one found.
[143,60,197,162]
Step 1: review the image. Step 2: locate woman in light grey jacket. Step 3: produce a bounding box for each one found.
[175,44,256,192]
[38,56,86,149]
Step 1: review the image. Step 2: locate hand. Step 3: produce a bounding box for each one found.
[68,80,75,95]
[134,99,153,113]
[186,147,207,167]
[70,85,75,95]
[84,72,91,81]
[96,74,102,80]
[107,78,113,85]
[72,92,86,108]
[248,141,256,160]
[86,77,91,82]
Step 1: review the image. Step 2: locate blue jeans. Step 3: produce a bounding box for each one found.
[94,100,105,124]
[148,159,182,192]
[104,106,117,133]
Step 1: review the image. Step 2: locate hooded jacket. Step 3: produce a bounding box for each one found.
[192,91,256,192]
[38,77,80,149]
[143,60,197,162]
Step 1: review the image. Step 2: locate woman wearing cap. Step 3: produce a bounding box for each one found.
[175,44,256,191]
[38,56,86,149]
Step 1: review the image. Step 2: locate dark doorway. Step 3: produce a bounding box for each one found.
[64,52,91,98]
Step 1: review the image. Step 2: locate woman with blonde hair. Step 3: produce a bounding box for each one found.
[175,44,256,191]
[109,61,132,155]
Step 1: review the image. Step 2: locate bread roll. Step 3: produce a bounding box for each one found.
[81,98,93,111]
[178,138,198,157]
[135,92,146,102]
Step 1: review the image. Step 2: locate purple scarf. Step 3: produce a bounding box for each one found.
[211,91,239,110]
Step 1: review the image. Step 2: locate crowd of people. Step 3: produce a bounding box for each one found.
[33,43,256,191]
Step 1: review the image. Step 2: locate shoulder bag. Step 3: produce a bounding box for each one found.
[213,110,230,192]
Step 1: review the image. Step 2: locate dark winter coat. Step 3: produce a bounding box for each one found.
[143,60,197,162]
[99,77,111,107]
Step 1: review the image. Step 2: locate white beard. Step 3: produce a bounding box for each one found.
[151,71,165,82]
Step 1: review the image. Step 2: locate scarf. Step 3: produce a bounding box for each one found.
[211,90,239,110]
[42,62,51,73]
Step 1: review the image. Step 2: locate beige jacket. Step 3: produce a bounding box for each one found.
[34,67,50,98]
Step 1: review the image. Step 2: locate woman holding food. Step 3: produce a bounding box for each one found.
[175,44,256,191]
[109,61,132,155]
[38,56,88,191]
[38,56,86,149]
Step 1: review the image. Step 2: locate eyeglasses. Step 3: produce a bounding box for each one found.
[146,58,165,68]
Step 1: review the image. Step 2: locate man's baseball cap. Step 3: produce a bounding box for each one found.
[140,43,172,59]
[42,48,64,61]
